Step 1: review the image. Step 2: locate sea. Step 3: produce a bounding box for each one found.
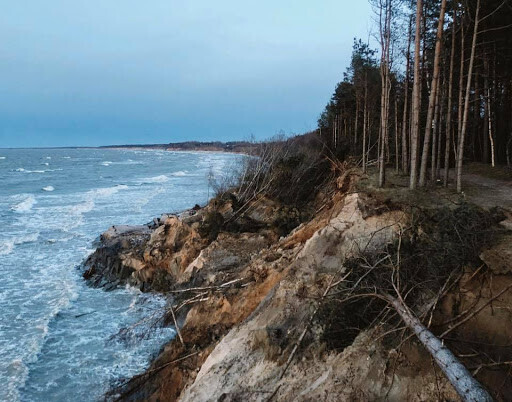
[0,148,242,401]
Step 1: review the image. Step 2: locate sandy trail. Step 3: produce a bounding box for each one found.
[461,172,512,210]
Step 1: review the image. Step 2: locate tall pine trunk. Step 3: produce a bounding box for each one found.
[457,21,465,163]
[431,82,442,181]
[401,15,413,174]
[444,14,457,187]
[378,0,392,188]
[395,97,399,173]
[456,0,481,193]
[409,0,423,190]
[419,0,447,186]
[362,79,368,173]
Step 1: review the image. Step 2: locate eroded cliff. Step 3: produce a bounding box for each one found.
[84,171,512,401]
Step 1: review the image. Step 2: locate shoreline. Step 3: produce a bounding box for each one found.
[0,139,255,153]
[104,146,248,156]
[82,164,512,401]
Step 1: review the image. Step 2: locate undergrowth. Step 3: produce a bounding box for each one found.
[201,134,335,240]
[317,202,502,352]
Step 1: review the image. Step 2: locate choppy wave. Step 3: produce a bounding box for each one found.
[90,184,129,197]
[42,186,55,192]
[8,270,79,398]
[5,359,28,401]
[0,240,14,255]
[11,195,37,213]
[0,148,242,400]
[15,168,62,174]
[61,185,129,229]
[139,175,169,184]
[24,185,130,233]
[114,159,144,166]
[171,171,188,176]
[133,186,165,212]
[0,232,40,256]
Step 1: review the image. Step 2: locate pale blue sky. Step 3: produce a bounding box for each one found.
[0,0,372,147]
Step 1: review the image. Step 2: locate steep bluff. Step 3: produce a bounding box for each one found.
[83,173,512,401]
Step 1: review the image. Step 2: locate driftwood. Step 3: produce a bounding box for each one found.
[169,304,184,345]
[169,278,246,294]
[384,293,493,402]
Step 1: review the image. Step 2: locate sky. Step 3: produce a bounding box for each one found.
[0,0,373,147]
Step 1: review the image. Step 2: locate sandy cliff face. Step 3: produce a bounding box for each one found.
[177,193,460,402]
[83,198,281,292]
[84,182,512,401]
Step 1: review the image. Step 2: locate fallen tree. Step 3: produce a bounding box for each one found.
[384,292,493,402]
[315,202,506,400]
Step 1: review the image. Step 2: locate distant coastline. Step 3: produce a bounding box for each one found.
[100,140,255,154]
[0,140,256,153]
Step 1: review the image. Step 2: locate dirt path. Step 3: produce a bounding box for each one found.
[461,172,512,211]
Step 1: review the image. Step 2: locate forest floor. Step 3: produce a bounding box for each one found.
[358,162,512,211]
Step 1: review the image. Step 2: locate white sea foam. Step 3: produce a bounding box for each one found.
[45,156,51,160]
[139,175,169,184]
[0,232,39,255]
[90,184,129,197]
[101,161,112,166]
[116,159,143,165]
[62,156,71,159]
[48,185,130,231]
[70,199,95,216]
[5,358,28,401]
[42,162,49,166]
[18,232,40,244]
[34,201,92,232]
[133,186,165,211]
[11,195,37,213]
[0,240,14,255]
[15,168,62,174]
[0,156,6,160]
[42,186,55,192]
[0,149,238,400]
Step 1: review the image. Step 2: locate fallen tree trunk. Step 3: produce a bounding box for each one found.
[384,293,493,402]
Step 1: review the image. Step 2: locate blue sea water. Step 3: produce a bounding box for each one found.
[0,148,241,401]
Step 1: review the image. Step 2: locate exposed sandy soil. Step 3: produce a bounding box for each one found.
[95,166,512,402]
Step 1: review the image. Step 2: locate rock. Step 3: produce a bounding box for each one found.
[83,224,152,289]
[296,193,405,273]
[100,225,151,242]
